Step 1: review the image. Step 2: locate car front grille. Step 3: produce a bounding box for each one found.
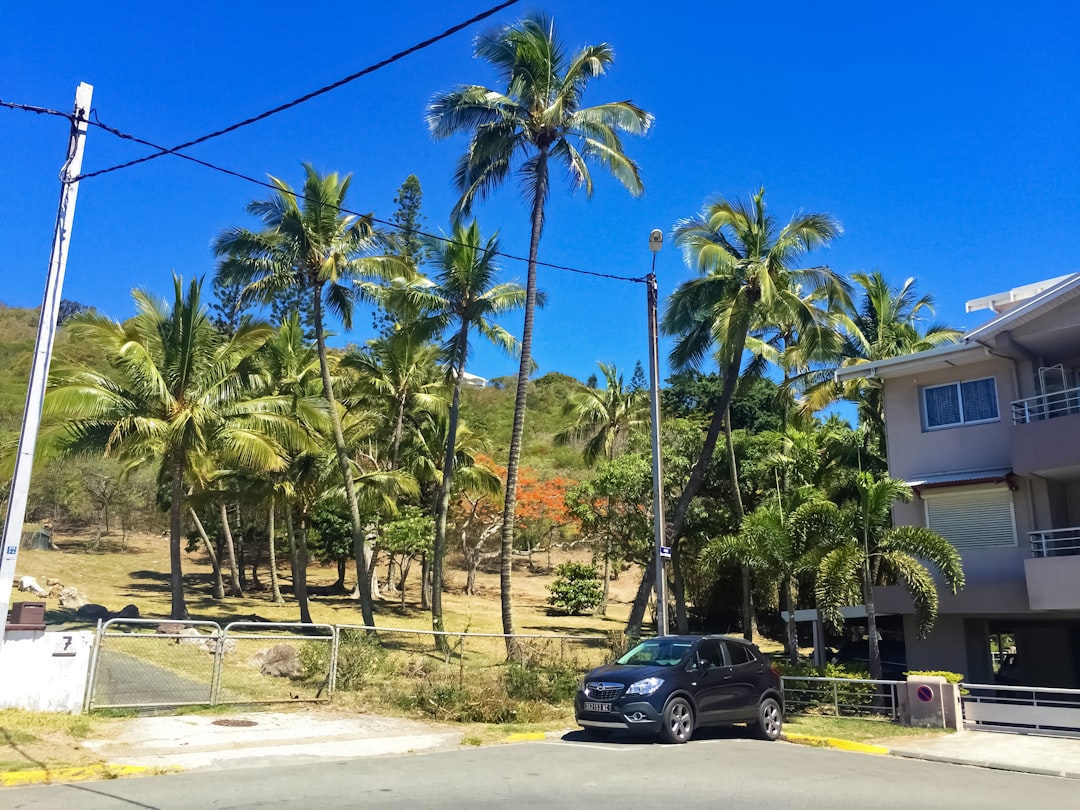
[585,682,624,701]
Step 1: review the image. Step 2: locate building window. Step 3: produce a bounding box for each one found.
[922,485,1017,550]
[923,377,999,429]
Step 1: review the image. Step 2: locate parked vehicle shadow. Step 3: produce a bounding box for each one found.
[562,725,751,746]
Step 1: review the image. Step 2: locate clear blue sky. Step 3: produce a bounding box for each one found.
[2,1,1078,387]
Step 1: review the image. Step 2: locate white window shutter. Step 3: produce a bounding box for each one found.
[922,486,1017,549]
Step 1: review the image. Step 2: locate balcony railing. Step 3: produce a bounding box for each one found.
[1012,386,1080,424]
[1029,527,1080,558]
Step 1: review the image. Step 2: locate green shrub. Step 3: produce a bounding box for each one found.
[905,670,964,684]
[548,562,604,615]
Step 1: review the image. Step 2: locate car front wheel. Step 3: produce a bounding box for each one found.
[750,696,783,741]
[660,697,694,744]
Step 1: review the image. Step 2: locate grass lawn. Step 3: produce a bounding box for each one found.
[785,715,953,743]
[0,709,111,773]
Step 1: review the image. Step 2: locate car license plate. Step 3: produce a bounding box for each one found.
[584,702,612,713]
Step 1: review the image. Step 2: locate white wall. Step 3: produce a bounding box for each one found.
[0,630,94,713]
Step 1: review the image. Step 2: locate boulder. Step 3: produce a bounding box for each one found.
[156,622,186,636]
[58,587,89,610]
[45,577,62,587]
[203,637,237,656]
[76,603,110,621]
[109,604,140,620]
[259,644,303,679]
[48,584,64,599]
[178,627,205,646]
[17,576,48,597]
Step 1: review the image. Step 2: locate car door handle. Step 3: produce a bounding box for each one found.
[723,674,734,680]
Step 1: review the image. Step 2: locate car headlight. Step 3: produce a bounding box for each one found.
[626,677,663,696]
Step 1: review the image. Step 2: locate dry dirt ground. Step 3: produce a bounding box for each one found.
[12,530,641,635]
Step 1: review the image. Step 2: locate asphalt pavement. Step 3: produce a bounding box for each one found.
[6,732,1080,809]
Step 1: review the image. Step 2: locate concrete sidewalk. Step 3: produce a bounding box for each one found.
[884,730,1080,778]
[81,710,464,772]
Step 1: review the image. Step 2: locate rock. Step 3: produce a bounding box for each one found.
[45,577,62,587]
[76,603,110,620]
[203,637,237,656]
[178,628,205,645]
[259,644,303,679]
[48,584,64,599]
[109,604,140,620]
[17,576,48,597]
[58,587,89,610]
[156,622,186,636]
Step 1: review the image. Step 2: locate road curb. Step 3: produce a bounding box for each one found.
[888,750,1080,780]
[782,732,888,755]
[0,764,156,788]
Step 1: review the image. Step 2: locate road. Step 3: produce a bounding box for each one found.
[6,732,1077,809]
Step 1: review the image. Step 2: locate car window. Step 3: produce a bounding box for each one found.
[725,642,755,666]
[617,639,694,667]
[695,639,724,668]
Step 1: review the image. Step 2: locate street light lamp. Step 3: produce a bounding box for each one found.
[646,229,668,636]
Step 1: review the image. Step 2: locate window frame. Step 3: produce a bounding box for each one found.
[922,376,1000,430]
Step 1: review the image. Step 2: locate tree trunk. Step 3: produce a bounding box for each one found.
[599,546,610,616]
[420,553,431,610]
[626,557,656,638]
[168,451,189,619]
[267,503,284,604]
[312,286,376,627]
[725,404,754,642]
[220,502,243,597]
[498,148,550,658]
[432,322,469,649]
[286,504,312,624]
[785,576,799,666]
[189,507,225,599]
[864,557,881,679]
[391,393,407,470]
[672,540,688,633]
[335,559,347,591]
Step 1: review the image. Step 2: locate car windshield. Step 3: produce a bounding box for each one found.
[617,639,694,667]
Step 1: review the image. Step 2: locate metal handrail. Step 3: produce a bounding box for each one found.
[1029,527,1080,558]
[1011,385,1080,424]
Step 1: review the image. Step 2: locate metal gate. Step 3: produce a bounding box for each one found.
[961,682,1080,737]
[86,618,336,710]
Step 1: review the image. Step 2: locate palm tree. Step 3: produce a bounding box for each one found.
[40,276,286,619]
[704,491,837,664]
[214,164,411,627]
[554,362,646,465]
[798,271,962,452]
[816,474,966,679]
[427,13,652,647]
[383,220,522,637]
[663,188,844,544]
[340,332,447,471]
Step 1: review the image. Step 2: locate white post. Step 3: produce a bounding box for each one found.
[647,229,668,636]
[0,82,93,655]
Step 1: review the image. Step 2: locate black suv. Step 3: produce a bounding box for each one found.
[574,635,783,744]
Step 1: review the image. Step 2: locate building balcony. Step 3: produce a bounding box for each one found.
[1025,527,1080,611]
[1010,389,1080,477]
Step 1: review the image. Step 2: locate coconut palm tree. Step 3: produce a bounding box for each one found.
[554,362,646,466]
[797,271,962,454]
[381,220,522,636]
[40,276,288,619]
[427,13,652,647]
[663,188,845,542]
[214,164,411,627]
[815,473,966,679]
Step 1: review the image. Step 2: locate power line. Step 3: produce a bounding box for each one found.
[75,0,522,182]
[87,115,648,285]
[0,99,74,120]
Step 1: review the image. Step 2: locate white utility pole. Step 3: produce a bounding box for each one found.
[0,82,93,655]
[646,228,669,636]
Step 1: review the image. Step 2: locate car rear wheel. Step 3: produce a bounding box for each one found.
[660,697,694,744]
[749,696,783,741]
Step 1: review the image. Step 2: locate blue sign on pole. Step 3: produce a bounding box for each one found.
[660,546,671,559]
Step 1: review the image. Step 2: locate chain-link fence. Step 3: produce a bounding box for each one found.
[86,621,623,713]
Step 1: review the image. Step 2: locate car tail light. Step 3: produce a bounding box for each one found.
[770,665,781,683]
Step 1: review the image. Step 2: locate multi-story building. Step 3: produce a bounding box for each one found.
[835,273,1080,687]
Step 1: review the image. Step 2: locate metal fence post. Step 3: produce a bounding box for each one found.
[328,624,340,698]
[210,625,225,706]
[833,680,839,716]
[83,618,107,712]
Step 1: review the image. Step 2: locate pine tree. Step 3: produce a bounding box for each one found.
[209,276,253,335]
[629,360,647,393]
[374,174,427,336]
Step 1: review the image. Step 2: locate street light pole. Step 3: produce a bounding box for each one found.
[646,229,668,636]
